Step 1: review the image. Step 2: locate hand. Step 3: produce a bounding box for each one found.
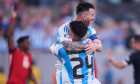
[11,5,17,18]
[107,49,112,61]
[93,39,101,44]
[49,43,56,53]
[85,40,98,54]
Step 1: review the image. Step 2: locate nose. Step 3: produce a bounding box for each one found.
[92,16,95,20]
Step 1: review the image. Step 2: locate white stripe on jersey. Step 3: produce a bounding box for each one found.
[69,54,82,84]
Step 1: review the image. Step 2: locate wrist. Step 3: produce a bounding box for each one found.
[10,17,15,23]
[109,58,114,62]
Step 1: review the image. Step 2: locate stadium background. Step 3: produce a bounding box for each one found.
[0,0,140,84]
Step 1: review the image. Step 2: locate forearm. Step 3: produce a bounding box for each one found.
[7,18,15,49]
[61,41,87,52]
[7,18,15,38]
[109,59,126,69]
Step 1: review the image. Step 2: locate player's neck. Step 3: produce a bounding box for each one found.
[20,48,29,53]
[75,17,89,26]
[75,17,83,22]
[72,38,82,41]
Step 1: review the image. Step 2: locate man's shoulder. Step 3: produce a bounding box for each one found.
[130,51,140,57]
[59,20,72,29]
[88,25,96,34]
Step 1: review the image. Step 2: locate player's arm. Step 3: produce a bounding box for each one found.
[107,49,126,69]
[85,27,103,53]
[93,39,102,52]
[57,25,87,53]
[49,43,57,55]
[7,5,16,50]
[49,43,64,57]
[61,41,87,52]
[29,68,38,84]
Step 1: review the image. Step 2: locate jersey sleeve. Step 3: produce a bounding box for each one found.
[56,23,72,44]
[88,26,98,40]
[122,54,134,66]
[50,44,63,56]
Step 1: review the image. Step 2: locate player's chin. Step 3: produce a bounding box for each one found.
[27,47,30,51]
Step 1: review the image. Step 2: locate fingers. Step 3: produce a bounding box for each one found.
[85,43,97,54]
[87,40,92,44]
[85,48,96,54]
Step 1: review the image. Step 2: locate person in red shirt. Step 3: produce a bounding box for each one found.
[6,5,38,84]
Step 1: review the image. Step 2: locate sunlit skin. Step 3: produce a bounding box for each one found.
[83,8,95,26]
[76,8,95,26]
[131,38,140,51]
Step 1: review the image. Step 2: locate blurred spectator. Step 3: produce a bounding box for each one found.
[100,19,114,50]
[113,21,126,52]
[107,36,140,84]
[125,21,135,49]
[60,3,72,22]
[103,61,114,84]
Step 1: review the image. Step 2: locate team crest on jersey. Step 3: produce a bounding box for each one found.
[23,56,29,69]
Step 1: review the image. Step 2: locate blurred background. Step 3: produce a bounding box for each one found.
[0,0,140,84]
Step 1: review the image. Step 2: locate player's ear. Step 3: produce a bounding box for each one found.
[82,14,86,20]
[72,34,75,39]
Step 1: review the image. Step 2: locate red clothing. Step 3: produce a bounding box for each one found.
[94,58,97,78]
[7,48,32,84]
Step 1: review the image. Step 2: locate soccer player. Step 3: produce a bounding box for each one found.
[107,35,140,84]
[55,2,102,84]
[6,5,38,84]
[50,21,101,84]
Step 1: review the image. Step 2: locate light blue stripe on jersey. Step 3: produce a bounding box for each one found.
[58,47,74,84]
[77,40,88,84]
[88,27,92,36]
[60,72,62,84]
[79,52,88,84]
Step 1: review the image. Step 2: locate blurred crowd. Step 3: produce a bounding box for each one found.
[0,0,140,84]
[0,0,140,53]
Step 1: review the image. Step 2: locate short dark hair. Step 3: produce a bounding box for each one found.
[133,35,140,42]
[17,36,29,44]
[76,2,94,15]
[70,21,88,38]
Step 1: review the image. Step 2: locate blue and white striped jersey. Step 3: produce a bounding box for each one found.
[56,20,98,44]
[52,39,96,84]
[55,20,98,84]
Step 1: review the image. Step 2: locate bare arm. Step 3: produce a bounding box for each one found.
[94,39,102,52]
[61,40,87,52]
[107,49,126,69]
[7,6,17,50]
[109,59,126,69]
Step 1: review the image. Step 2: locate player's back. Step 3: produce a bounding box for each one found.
[56,39,95,84]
